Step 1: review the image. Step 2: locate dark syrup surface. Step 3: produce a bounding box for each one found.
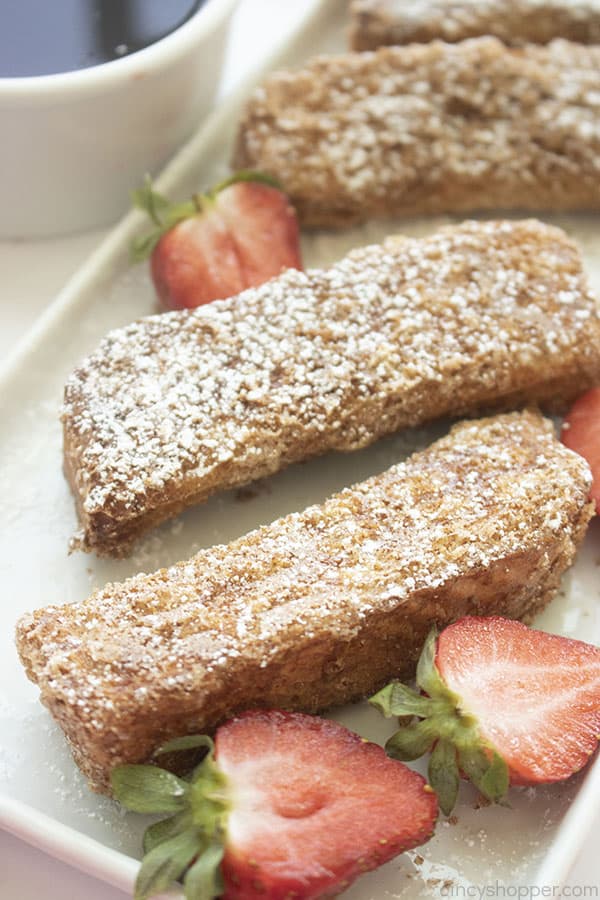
[0,0,207,78]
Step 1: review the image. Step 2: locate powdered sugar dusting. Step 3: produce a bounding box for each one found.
[17,411,593,789]
[3,1,600,885]
[350,0,600,50]
[236,38,600,225]
[63,220,600,554]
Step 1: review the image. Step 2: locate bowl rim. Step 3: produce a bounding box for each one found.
[0,0,238,98]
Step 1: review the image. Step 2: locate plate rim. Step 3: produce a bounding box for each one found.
[1,0,599,891]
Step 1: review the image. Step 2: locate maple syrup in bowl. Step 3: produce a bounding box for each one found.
[0,1,212,78]
[0,0,238,237]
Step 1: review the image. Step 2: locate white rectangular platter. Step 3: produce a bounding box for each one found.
[1,0,600,897]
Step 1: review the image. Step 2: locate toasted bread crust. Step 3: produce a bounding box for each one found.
[17,412,594,793]
[350,1,600,51]
[62,220,600,557]
[234,38,600,226]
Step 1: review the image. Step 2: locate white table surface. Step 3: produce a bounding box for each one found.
[0,2,598,897]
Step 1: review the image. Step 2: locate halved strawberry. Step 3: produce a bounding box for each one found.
[112,710,437,900]
[370,617,600,815]
[132,171,302,310]
[561,386,600,513]
[217,179,302,290]
[150,205,245,311]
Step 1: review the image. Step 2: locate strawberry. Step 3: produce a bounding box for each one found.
[370,617,600,815]
[111,710,438,900]
[561,386,600,513]
[132,171,303,310]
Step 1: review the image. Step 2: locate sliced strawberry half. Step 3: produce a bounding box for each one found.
[370,617,600,815]
[150,205,246,310]
[111,710,437,900]
[217,711,436,899]
[216,179,302,290]
[132,171,303,311]
[561,386,600,513]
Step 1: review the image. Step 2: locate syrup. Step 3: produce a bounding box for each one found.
[1,0,207,78]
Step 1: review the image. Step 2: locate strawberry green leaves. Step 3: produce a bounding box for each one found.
[184,842,225,900]
[157,734,216,755]
[209,169,281,196]
[111,734,229,900]
[370,678,438,720]
[135,828,204,900]
[369,628,509,815]
[459,746,509,806]
[143,812,194,854]
[384,720,437,762]
[428,738,460,817]
[111,765,189,814]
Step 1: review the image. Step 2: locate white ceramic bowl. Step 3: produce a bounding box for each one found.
[0,0,238,238]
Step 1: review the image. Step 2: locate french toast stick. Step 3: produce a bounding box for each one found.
[63,220,600,557]
[234,38,600,226]
[17,411,594,793]
[350,1,600,51]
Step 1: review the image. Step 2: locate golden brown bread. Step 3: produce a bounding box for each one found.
[62,219,600,557]
[234,38,600,226]
[17,411,594,793]
[350,0,600,51]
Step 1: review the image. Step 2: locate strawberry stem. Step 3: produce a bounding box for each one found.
[111,735,230,900]
[369,628,510,814]
[210,169,282,198]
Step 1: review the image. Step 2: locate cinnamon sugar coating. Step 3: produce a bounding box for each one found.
[62,220,600,556]
[234,38,600,226]
[350,1,600,51]
[17,411,594,792]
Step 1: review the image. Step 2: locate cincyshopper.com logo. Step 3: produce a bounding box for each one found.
[441,884,598,899]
